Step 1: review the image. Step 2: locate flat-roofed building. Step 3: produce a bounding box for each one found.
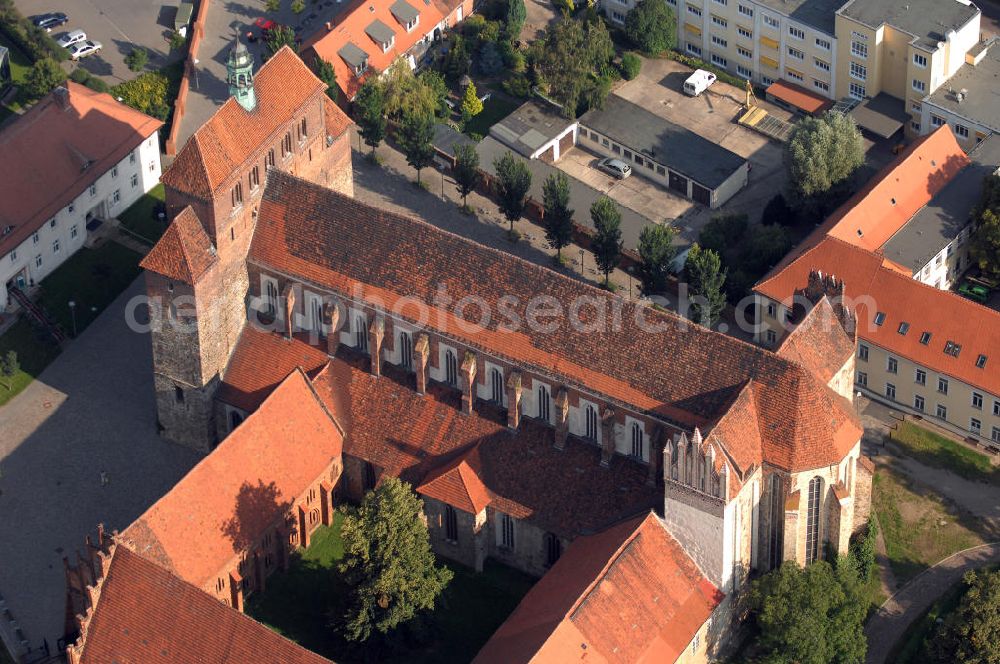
[919,38,999,149]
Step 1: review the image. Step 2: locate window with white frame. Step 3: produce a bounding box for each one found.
[885,382,896,400]
[686,43,702,56]
[914,394,924,411]
[737,25,752,38]
[913,53,927,68]
[89,184,97,197]
[712,14,727,27]
[70,224,78,239]
[993,426,1000,443]
[787,69,804,82]
[931,114,945,127]
[858,343,869,361]
[52,239,60,254]
[788,46,804,60]
[850,62,867,80]
[130,173,138,188]
[738,4,752,17]
[851,37,868,59]
[910,101,922,113]
[971,418,982,435]
[814,57,830,71]
[938,377,949,395]
[955,124,969,138]
[712,34,727,47]
[711,54,728,67]
[912,79,926,93]
[994,400,1000,416]
[915,369,926,385]
[972,391,983,410]
[936,403,948,420]
[35,255,42,268]
[849,82,866,99]
[738,64,752,77]
[788,26,804,39]
[687,4,702,16]
[815,37,830,50]
[857,371,867,386]
[112,190,121,205]
[738,46,752,59]
[763,14,779,28]
[813,79,830,92]
[887,356,898,374]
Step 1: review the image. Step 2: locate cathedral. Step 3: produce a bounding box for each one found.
[64,41,872,663]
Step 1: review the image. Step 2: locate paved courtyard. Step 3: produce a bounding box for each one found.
[0,278,200,647]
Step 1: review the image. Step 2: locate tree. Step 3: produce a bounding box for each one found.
[624,0,676,55]
[477,41,504,76]
[418,69,449,118]
[762,193,798,227]
[748,560,867,664]
[265,25,297,59]
[339,477,453,642]
[637,223,677,295]
[313,58,338,102]
[354,79,387,154]
[25,58,66,99]
[969,175,1000,279]
[460,81,483,125]
[443,36,471,82]
[493,151,532,233]
[453,143,481,208]
[530,17,614,118]
[1,351,18,390]
[383,60,439,120]
[926,568,1000,663]
[590,196,622,286]
[396,109,436,184]
[620,52,642,80]
[125,46,148,72]
[505,0,526,40]
[542,173,574,260]
[744,223,792,274]
[698,213,747,255]
[265,0,280,12]
[785,111,865,201]
[849,514,878,584]
[683,244,726,327]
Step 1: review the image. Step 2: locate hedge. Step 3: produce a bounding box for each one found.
[0,0,68,62]
[665,50,765,95]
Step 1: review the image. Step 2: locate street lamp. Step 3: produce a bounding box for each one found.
[68,300,77,337]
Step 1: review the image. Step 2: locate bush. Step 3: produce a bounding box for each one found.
[169,31,187,51]
[125,46,148,72]
[0,0,68,62]
[502,73,531,97]
[598,62,621,81]
[621,52,641,80]
[291,0,305,12]
[699,213,748,255]
[69,67,109,93]
[477,41,504,76]
[25,58,66,99]
[111,71,170,120]
[479,19,502,43]
[624,0,676,55]
[762,193,798,226]
[462,13,487,38]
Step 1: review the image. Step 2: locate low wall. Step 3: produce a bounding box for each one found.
[165,0,210,156]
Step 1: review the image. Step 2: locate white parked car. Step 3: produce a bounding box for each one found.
[68,40,102,60]
[56,30,87,49]
[683,69,717,96]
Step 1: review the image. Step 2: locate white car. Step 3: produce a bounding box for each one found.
[56,30,87,49]
[68,40,102,60]
[683,69,718,97]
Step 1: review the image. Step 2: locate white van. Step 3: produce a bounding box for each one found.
[683,69,718,97]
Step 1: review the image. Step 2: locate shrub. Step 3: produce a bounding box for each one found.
[111,71,171,120]
[479,20,502,43]
[69,67,109,93]
[621,52,641,80]
[667,50,755,91]
[125,46,148,72]
[762,193,798,226]
[25,58,66,99]
[462,13,487,38]
[477,41,504,76]
[291,0,305,13]
[169,31,187,51]
[699,213,748,255]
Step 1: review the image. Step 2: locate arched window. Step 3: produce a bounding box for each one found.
[362,461,377,492]
[585,404,598,441]
[264,280,278,317]
[490,368,504,405]
[805,476,822,564]
[355,314,368,351]
[537,384,550,423]
[445,350,458,387]
[310,298,322,333]
[444,505,458,542]
[630,423,644,460]
[768,474,784,570]
[544,533,561,567]
[229,410,243,432]
[399,331,412,370]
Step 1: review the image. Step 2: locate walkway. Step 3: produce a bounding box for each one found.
[864,542,1000,664]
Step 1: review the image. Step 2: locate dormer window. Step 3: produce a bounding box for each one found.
[365,19,396,53]
[390,0,420,32]
[338,42,370,78]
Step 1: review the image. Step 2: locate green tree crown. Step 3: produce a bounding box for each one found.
[590,196,622,285]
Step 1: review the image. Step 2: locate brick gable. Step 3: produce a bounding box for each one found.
[139,206,219,284]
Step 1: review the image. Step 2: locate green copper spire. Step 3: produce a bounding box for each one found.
[227,32,256,112]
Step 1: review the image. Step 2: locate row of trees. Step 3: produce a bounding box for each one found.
[969,174,1000,280]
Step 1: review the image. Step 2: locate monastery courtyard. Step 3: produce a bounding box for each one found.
[0,279,201,647]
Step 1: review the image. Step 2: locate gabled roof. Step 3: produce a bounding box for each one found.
[76,546,333,664]
[139,206,218,284]
[416,450,492,514]
[217,325,331,412]
[161,47,334,201]
[473,512,724,664]
[122,368,343,587]
[250,171,861,474]
[756,235,1000,398]
[0,82,162,257]
[777,296,855,385]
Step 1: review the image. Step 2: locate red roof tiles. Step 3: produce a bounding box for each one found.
[766,80,833,115]
[416,450,492,514]
[777,297,856,385]
[77,546,333,664]
[139,206,219,284]
[122,368,343,587]
[0,82,162,256]
[473,512,723,664]
[249,171,861,473]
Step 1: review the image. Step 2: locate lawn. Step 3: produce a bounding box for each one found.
[872,468,984,585]
[0,318,62,406]
[462,94,520,138]
[117,184,167,244]
[37,241,143,336]
[247,513,536,664]
[890,421,999,486]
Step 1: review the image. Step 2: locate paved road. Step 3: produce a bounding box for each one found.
[864,542,1000,664]
[0,278,200,647]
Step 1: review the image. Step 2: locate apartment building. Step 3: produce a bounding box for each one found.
[834,0,981,138]
[919,38,998,149]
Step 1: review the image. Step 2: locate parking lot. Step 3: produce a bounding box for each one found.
[17,0,183,82]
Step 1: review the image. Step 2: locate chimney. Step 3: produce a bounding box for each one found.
[368,317,384,377]
[413,333,430,395]
[54,85,70,109]
[600,406,616,467]
[505,371,522,429]
[798,270,856,338]
[460,351,477,414]
[282,283,297,339]
[322,302,341,356]
[553,388,569,449]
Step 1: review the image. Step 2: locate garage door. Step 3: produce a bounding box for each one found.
[558,131,574,159]
[692,183,711,206]
[668,171,688,196]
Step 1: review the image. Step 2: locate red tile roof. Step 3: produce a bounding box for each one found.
[77,546,333,664]
[777,296,856,385]
[161,47,342,201]
[305,0,445,100]
[249,171,861,473]
[473,512,723,664]
[139,206,219,284]
[757,235,1000,398]
[0,82,162,256]
[416,450,492,514]
[217,326,332,412]
[766,80,833,115]
[122,368,343,587]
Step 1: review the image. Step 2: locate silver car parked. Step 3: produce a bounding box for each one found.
[56,30,87,49]
[596,157,632,180]
[68,40,102,60]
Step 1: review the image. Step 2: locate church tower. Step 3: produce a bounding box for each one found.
[227,34,256,112]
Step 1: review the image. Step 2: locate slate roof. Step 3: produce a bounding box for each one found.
[248,171,861,475]
[122,369,343,587]
[0,82,162,257]
[139,206,218,284]
[473,512,724,664]
[76,546,333,664]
